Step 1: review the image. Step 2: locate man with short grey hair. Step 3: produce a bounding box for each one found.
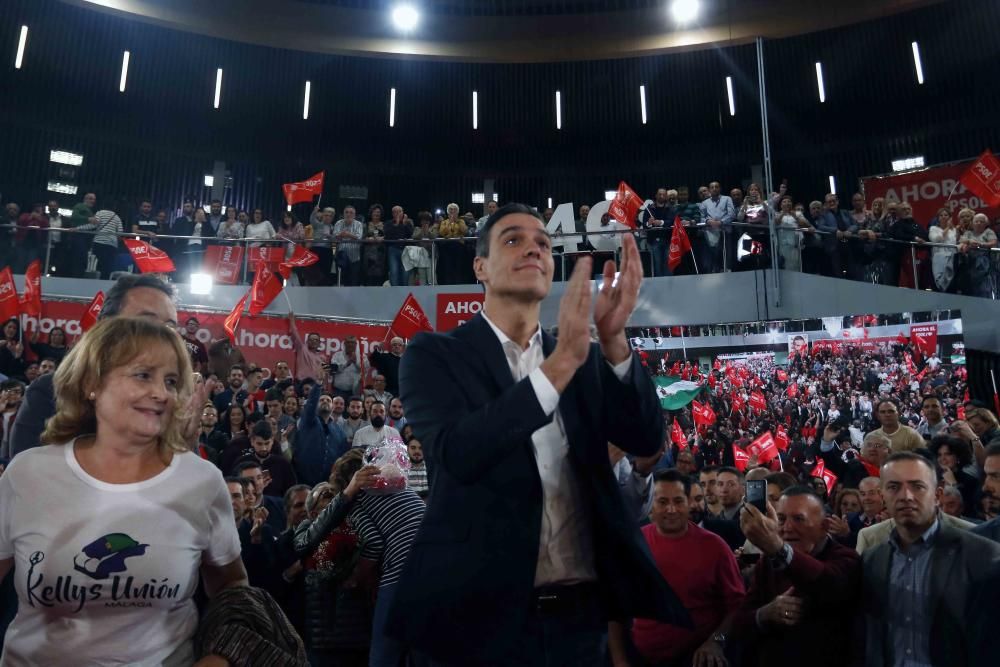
[333,206,364,286]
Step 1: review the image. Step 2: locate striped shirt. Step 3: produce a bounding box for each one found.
[352,488,425,587]
[77,210,123,247]
[887,519,938,667]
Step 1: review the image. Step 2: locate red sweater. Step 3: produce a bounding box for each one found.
[632,522,746,661]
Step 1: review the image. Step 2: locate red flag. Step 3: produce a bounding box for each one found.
[731,393,745,413]
[248,264,284,317]
[707,373,716,389]
[691,400,716,428]
[670,361,681,376]
[19,260,42,318]
[896,332,909,345]
[749,390,767,412]
[607,181,642,229]
[79,291,104,333]
[249,246,284,272]
[668,216,692,271]
[224,293,249,345]
[202,245,245,285]
[282,171,325,206]
[123,238,176,273]
[811,458,838,494]
[747,431,779,464]
[959,150,1000,207]
[786,383,799,398]
[278,245,320,279]
[730,374,744,389]
[957,403,966,421]
[775,425,790,451]
[671,419,686,448]
[0,268,19,323]
[776,369,788,382]
[733,445,750,472]
[738,366,751,380]
[387,293,433,341]
[713,359,721,371]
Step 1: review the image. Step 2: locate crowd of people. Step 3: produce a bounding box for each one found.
[3,180,998,294]
[1,211,999,665]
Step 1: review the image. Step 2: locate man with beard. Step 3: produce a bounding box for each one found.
[387,398,406,431]
[406,436,429,498]
[330,335,362,401]
[197,403,227,464]
[369,337,405,396]
[700,466,724,518]
[973,444,1000,542]
[290,312,328,386]
[351,401,401,451]
[236,421,297,497]
[181,316,208,374]
[213,364,248,414]
[341,396,370,447]
[609,470,745,667]
[294,384,348,487]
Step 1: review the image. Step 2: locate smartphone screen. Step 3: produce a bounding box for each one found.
[745,479,767,514]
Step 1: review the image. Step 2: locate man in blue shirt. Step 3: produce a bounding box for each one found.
[698,182,735,273]
[814,193,857,278]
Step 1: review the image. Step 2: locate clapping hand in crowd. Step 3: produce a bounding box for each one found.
[249,507,268,544]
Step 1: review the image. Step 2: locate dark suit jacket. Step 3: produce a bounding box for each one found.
[733,537,862,667]
[10,372,55,457]
[862,522,1000,666]
[702,517,745,551]
[386,314,688,664]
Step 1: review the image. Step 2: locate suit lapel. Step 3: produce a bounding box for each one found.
[454,314,514,391]
[929,522,960,618]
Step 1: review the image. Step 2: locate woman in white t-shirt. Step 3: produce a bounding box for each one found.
[244,208,276,247]
[0,317,245,666]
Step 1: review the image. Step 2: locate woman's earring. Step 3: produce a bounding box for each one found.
[89,392,96,400]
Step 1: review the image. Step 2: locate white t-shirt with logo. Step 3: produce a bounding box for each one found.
[0,442,241,666]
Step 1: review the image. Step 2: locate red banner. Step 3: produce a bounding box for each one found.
[811,458,838,495]
[123,238,176,274]
[21,297,388,376]
[749,390,767,412]
[248,246,284,271]
[747,431,779,464]
[202,245,246,285]
[775,425,790,452]
[388,293,433,341]
[224,293,248,345]
[671,419,686,448]
[733,445,750,472]
[691,400,716,428]
[668,216,692,271]
[0,268,19,322]
[959,150,1000,207]
[608,181,641,230]
[249,265,284,317]
[282,171,325,206]
[278,245,319,279]
[79,292,104,333]
[811,335,904,354]
[862,157,1000,227]
[436,293,485,331]
[909,324,938,358]
[19,260,42,317]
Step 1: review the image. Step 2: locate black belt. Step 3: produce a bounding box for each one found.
[531,582,599,615]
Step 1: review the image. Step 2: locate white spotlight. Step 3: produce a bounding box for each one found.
[815,62,826,103]
[605,191,617,201]
[639,85,647,125]
[670,0,700,24]
[828,175,837,195]
[14,26,27,70]
[547,197,553,209]
[726,76,736,116]
[911,41,925,85]
[389,87,396,127]
[213,68,223,109]
[391,4,419,32]
[555,90,562,130]
[119,51,130,92]
[50,150,84,166]
[190,273,214,295]
[204,175,214,187]
[472,90,478,130]
[303,81,311,120]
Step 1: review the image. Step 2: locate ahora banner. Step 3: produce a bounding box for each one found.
[862,157,1000,227]
[20,299,389,376]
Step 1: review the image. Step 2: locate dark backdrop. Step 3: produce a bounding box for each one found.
[0,0,997,220]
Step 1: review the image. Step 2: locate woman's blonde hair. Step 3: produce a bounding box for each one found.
[43,317,194,457]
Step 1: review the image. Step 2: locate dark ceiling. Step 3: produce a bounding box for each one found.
[295,0,665,16]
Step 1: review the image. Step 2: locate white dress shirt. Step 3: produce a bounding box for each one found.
[481,312,631,587]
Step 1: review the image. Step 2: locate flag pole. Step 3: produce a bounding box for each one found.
[689,246,700,274]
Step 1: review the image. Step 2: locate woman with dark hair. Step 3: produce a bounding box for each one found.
[29,326,70,365]
[220,403,249,441]
[363,204,387,286]
[0,318,26,380]
[929,435,978,517]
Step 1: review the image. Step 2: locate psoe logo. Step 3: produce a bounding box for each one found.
[73,533,148,580]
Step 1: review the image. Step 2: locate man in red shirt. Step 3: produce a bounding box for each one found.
[609,469,745,666]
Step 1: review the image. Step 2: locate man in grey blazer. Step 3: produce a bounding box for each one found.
[861,452,1000,666]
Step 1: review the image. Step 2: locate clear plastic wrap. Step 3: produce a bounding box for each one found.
[363,435,411,494]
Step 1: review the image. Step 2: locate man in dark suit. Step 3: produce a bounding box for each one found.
[724,486,862,667]
[862,452,1000,666]
[971,443,1000,543]
[388,203,688,666]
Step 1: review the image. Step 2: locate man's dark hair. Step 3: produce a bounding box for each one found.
[985,443,1000,461]
[920,395,942,408]
[210,199,221,206]
[251,421,273,441]
[716,466,743,480]
[348,395,363,405]
[700,465,720,475]
[653,468,692,495]
[876,398,900,413]
[233,461,262,476]
[265,388,284,402]
[0,379,25,392]
[246,366,262,378]
[883,450,938,482]
[99,274,176,320]
[229,364,245,375]
[246,411,265,426]
[283,484,311,511]
[476,202,545,258]
[223,475,247,488]
[780,485,823,500]
[765,472,798,491]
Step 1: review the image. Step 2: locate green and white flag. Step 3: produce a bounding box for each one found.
[653,376,703,410]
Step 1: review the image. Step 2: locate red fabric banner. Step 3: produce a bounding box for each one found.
[19,260,42,317]
[733,445,750,472]
[786,383,799,398]
[248,246,284,271]
[671,419,686,448]
[278,245,319,279]
[862,157,1000,226]
[387,293,433,341]
[248,265,284,317]
[909,324,938,358]
[691,400,716,428]
[608,181,641,229]
[668,216,692,271]
[202,245,246,285]
[747,431,779,464]
[749,390,767,412]
[730,393,745,413]
[0,268,20,322]
[123,238,176,274]
[79,292,104,333]
[776,369,788,382]
[282,171,325,206]
[959,150,1000,207]
[224,293,249,345]
[775,425,790,452]
[811,458,838,494]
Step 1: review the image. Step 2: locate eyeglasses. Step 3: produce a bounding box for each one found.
[318,490,336,501]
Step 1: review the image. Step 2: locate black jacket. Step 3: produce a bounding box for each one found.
[10,372,55,457]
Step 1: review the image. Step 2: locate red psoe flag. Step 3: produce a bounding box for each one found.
[203,245,246,285]
[387,293,433,341]
[608,181,642,229]
[668,216,692,271]
[811,458,838,495]
[786,383,799,398]
[248,264,284,317]
[79,291,104,333]
[0,267,20,323]
[775,425,790,451]
[278,245,319,279]
[749,390,767,412]
[282,171,325,206]
[224,292,249,345]
[747,431,780,464]
[776,369,788,382]
[731,393,745,413]
[123,238,176,274]
[959,150,1000,207]
[19,260,42,317]
[671,419,686,448]
[691,400,717,428]
[733,445,750,472]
